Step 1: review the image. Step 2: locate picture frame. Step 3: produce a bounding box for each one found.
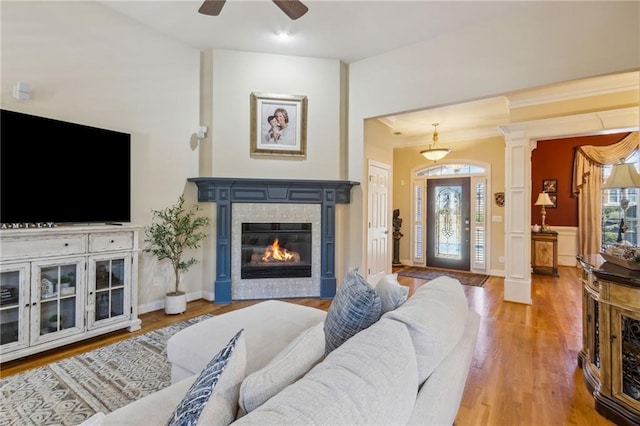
[547,194,557,209]
[250,92,308,158]
[542,179,557,193]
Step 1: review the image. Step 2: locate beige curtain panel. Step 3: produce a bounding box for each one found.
[572,132,639,255]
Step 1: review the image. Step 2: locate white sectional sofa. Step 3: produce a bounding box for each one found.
[92,274,481,426]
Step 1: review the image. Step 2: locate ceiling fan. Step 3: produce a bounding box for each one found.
[199,0,309,20]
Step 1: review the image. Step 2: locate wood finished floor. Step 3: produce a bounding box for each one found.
[0,266,615,425]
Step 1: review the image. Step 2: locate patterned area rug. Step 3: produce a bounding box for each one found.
[397,266,489,287]
[0,314,213,426]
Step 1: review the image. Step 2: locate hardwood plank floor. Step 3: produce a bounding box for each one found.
[0,266,614,425]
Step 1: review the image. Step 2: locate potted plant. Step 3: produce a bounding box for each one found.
[48,314,64,331]
[144,196,210,314]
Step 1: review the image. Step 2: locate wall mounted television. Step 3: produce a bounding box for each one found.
[1,109,131,226]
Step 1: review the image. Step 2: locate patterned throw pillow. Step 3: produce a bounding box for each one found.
[324,268,382,355]
[375,273,409,314]
[166,329,246,426]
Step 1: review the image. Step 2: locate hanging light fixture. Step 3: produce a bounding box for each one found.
[420,123,452,162]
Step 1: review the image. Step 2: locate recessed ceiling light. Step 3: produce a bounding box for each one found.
[276,31,291,41]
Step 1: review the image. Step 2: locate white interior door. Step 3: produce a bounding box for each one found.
[367,161,390,283]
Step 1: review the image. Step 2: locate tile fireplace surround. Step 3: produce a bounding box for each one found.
[187,177,360,303]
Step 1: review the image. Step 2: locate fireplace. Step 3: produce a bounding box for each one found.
[232,203,320,300]
[187,177,359,303]
[241,222,312,279]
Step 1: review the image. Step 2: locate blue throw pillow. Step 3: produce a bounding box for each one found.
[324,268,382,355]
[166,329,245,426]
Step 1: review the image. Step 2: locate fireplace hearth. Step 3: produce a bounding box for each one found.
[241,222,312,279]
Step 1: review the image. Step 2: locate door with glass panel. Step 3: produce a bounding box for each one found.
[87,254,131,330]
[30,258,84,346]
[426,177,471,270]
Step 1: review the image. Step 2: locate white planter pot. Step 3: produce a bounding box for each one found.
[165,293,187,315]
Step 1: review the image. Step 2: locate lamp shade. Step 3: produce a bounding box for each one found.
[602,162,640,189]
[420,147,451,161]
[535,192,553,206]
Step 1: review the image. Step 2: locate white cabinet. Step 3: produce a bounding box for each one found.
[0,225,141,362]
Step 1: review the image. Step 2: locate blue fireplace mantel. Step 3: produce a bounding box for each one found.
[187,177,360,303]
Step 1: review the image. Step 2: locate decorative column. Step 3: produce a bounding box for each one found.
[499,127,533,304]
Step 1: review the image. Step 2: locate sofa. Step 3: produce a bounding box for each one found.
[88,272,481,426]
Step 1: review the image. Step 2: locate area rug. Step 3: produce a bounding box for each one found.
[397,266,489,287]
[0,314,213,426]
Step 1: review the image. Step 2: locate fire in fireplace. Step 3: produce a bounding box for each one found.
[241,223,312,279]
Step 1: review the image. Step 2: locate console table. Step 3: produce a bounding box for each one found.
[577,254,640,426]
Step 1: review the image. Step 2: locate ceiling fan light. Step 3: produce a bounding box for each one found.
[276,31,291,41]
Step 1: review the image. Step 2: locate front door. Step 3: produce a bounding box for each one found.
[426,177,471,270]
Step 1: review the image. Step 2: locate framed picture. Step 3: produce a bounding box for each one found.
[250,92,308,158]
[547,193,557,209]
[542,179,557,193]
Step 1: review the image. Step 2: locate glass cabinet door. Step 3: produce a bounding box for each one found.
[612,308,640,411]
[87,254,131,330]
[0,262,30,354]
[31,258,84,345]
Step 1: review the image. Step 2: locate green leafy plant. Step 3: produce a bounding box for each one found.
[144,196,210,295]
[48,314,64,323]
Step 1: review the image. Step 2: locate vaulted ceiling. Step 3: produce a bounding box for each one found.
[99,1,638,147]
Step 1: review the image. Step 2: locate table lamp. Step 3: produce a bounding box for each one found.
[535,192,554,231]
[602,159,640,243]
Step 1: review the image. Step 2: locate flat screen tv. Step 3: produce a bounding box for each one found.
[1,109,131,225]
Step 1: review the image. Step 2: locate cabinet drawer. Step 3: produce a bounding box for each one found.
[606,282,640,309]
[0,235,86,261]
[89,232,134,252]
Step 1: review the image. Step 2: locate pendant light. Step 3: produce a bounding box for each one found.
[420,123,452,162]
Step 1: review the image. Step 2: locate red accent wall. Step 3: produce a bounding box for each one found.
[531,133,630,227]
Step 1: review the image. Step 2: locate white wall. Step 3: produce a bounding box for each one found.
[194,50,349,300]
[347,1,640,273]
[209,49,344,180]
[1,1,201,311]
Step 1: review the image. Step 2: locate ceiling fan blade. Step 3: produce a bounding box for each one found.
[199,0,226,16]
[273,0,308,20]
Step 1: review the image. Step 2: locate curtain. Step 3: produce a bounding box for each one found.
[572,132,639,255]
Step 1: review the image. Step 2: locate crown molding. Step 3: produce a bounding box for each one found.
[499,106,639,142]
[506,71,639,109]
